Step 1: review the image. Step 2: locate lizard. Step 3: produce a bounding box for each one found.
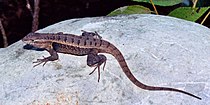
[22,30,201,100]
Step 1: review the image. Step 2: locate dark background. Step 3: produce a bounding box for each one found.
[0,0,209,48]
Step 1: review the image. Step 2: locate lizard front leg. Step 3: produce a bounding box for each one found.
[33,47,59,67]
[87,53,107,82]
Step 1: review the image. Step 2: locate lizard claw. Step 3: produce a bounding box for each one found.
[89,66,101,82]
[102,61,106,71]
[33,56,49,67]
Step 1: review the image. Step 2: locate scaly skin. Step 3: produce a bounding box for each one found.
[22,31,201,100]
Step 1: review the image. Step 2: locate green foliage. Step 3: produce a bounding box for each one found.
[107,5,151,16]
[107,0,210,23]
[168,7,210,22]
[132,0,182,6]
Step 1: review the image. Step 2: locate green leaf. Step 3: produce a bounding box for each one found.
[132,0,182,6]
[168,7,210,22]
[107,5,151,16]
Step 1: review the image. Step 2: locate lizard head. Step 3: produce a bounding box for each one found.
[22,32,50,48]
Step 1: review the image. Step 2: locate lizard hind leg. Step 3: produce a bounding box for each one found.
[81,30,102,39]
[87,53,107,82]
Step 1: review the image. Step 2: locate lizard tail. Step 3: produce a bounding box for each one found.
[106,44,201,100]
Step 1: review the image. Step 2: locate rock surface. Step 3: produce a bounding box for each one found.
[0,14,209,105]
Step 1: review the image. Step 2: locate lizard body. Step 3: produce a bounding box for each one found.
[22,31,201,100]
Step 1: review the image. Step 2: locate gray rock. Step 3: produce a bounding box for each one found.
[0,14,209,105]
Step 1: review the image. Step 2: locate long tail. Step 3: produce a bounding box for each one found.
[106,44,201,100]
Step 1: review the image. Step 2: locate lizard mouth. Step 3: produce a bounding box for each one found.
[22,39,36,46]
[22,40,32,44]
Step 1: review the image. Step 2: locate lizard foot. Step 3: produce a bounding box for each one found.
[87,54,107,82]
[89,61,106,82]
[32,50,58,67]
[33,56,50,67]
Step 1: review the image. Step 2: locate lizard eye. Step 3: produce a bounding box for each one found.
[32,39,42,43]
[31,39,38,43]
